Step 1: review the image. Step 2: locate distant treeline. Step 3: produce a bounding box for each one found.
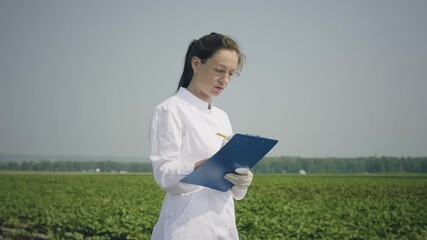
[0,160,152,173]
[253,156,427,173]
[1,156,426,173]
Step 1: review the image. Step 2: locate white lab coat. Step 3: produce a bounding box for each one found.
[149,87,247,240]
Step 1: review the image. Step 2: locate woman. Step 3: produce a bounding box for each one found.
[149,32,253,239]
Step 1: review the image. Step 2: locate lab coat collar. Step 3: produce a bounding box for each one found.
[177,87,214,110]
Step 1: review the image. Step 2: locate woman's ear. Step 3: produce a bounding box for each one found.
[191,56,199,74]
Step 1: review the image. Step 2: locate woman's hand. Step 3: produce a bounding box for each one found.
[194,159,207,170]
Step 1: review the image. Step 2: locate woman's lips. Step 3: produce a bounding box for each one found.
[214,86,224,92]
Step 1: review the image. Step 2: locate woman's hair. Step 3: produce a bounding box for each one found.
[177,32,245,91]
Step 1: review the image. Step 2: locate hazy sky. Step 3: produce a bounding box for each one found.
[1,0,426,158]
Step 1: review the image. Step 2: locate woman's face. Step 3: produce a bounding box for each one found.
[188,49,239,102]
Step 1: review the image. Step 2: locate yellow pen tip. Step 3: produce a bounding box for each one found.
[217,133,227,138]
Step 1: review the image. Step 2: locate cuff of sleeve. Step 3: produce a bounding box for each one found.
[182,163,195,176]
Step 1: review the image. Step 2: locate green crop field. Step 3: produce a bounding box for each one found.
[0,173,426,239]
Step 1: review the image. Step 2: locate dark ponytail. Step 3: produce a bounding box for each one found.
[177,40,197,91]
[176,32,245,91]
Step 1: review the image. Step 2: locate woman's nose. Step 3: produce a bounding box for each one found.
[220,75,230,84]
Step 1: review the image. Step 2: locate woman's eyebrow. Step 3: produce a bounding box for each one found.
[215,63,237,71]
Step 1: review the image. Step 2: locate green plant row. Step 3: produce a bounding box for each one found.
[0,174,426,239]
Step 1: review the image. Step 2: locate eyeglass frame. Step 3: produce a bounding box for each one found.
[200,58,240,79]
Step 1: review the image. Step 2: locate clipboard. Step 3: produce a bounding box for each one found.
[180,133,278,192]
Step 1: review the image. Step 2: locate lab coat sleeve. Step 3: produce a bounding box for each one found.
[149,106,200,194]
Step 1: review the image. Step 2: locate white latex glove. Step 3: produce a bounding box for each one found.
[224,168,253,189]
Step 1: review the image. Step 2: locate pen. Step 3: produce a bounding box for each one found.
[217,132,227,138]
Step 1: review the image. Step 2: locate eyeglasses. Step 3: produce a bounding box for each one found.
[201,59,240,79]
